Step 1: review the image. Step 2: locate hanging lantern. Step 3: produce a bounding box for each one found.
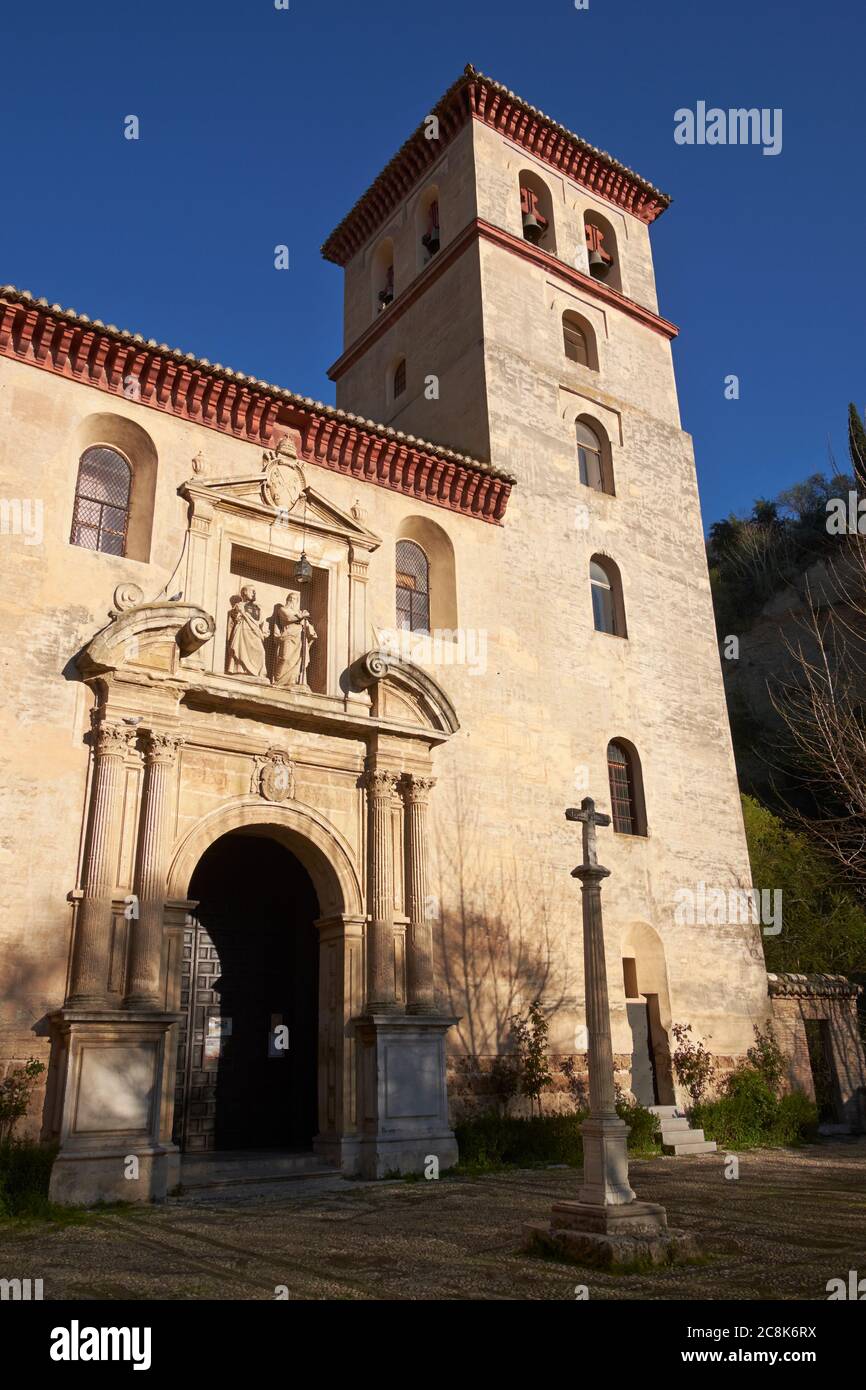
[293,552,313,584]
[293,494,312,583]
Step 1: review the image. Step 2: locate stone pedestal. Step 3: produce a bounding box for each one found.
[47,1010,181,1205]
[353,1013,459,1178]
[525,1200,699,1268]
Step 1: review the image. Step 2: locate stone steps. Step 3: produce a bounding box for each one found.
[648,1105,717,1156]
[179,1150,340,1191]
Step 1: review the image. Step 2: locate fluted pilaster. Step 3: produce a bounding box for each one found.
[125,731,184,1009]
[67,722,134,1007]
[401,775,437,1013]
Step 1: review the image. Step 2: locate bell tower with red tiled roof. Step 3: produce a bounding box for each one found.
[323,65,675,474]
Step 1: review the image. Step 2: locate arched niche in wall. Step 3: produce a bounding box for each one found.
[583,208,622,293]
[372,237,395,317]
[416,184,441,268]
[518,168,556,255]
[397,515,458,633]
[71,413,158,564]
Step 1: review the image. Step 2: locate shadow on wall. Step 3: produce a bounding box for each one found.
[0,932,67,1143]
[432,775,567,1062]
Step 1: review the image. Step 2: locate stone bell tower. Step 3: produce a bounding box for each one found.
[322,66,771,1079]
[322,63,677,476]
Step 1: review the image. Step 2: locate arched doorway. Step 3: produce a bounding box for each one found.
[621,922,676,1108]
[174,830,319,1153]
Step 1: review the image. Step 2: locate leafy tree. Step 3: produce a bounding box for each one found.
[742,794,866,974]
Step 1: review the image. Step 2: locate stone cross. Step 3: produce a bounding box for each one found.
[564,793,635,1208]
[566,797,610,869]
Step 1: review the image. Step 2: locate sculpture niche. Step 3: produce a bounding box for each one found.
[226,585,317,689]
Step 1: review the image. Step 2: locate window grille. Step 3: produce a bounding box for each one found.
[70,446,131,556]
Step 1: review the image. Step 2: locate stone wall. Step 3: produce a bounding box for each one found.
[769,973,866,1131]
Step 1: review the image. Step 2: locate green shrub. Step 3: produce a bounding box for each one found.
[0,1140,58,1218]
[769,1092,819,1145]
[692,1066,817,1150]
[616,1098,661,1156]
[454,1103,660,1172]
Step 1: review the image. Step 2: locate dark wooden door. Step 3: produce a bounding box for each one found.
[173,835,319,1152]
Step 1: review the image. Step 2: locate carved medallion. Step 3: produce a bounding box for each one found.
[262,436,305,512]
[252,748,296,803]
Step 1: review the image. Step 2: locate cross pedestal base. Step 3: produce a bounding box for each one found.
[524,1199,700,1268]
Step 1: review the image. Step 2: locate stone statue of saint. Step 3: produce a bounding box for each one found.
[271,591,317,688]
[227,585,269,678]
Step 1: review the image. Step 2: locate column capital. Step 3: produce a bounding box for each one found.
[399,773,437,804]
[362,768,399,798]
[91,721,135,759]
[141,730,186,765]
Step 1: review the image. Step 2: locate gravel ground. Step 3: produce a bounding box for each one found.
[1,1138,864,1301]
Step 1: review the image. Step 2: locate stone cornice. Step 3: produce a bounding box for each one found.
[477,221,679,340]
[768,972,861,1000]
[0,284,513,526]
[328,217,677,383]
[321,63,671,266]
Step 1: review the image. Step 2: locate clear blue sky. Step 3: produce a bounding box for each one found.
[2,0,863,529]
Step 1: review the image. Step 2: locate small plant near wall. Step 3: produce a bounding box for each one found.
[559,1056,589,1110]
[671,1023,717,1105]
[0,1058,44,1144]
[509,1001,553,1117]
[745,1023,786,1095]
[488,1055,520,1116]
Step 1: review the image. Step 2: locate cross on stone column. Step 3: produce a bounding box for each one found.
[566,796,610,868]
[565,797,633,1200]
[523,793,691,1265]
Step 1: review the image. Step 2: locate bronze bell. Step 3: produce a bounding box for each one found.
[588,248,610,276]
[522,211,544,244]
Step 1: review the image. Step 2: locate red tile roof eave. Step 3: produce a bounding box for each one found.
[321,65,672,268]
[0,289,514,527]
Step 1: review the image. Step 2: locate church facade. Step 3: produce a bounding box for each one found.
[1,67,858,1204]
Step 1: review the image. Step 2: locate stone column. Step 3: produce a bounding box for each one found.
[578,860,618,1120]
[363,769,399,1012]
[67,721,133,1008]
[125,731,184,1010]
[401,774,437,1013]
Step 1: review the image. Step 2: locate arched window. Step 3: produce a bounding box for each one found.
[518,170,556,254]
[590,556,626,637]
[562,311,598,370]
[70,445,131,555]
[584,211,621,292]
[393,358,407,398]
[396,539,430,633]
[607,740,646,836]
[576,418,613,494]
